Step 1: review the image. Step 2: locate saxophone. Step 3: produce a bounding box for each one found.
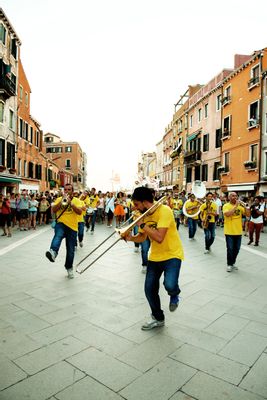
[202,200,212,229]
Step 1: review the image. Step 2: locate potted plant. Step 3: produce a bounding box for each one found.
[244,160,256,169]
[0,165,6,172]
[9,168,16,174]
[217,166,225,173]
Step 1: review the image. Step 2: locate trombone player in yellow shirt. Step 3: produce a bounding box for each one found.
[199,192,218,254]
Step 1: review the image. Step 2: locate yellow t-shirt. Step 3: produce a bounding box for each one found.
[54,197,81,232]
[89,195,99,209]
[223,203,245,235]
[139,204,184,262]
[184,200,199,220]
[172,198,183,210]
[77,199,86,222]
[199,202,217,223]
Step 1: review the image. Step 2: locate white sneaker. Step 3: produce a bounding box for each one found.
[204,249,210,254]
[142,266,147,274]
[233,264,238,270]
[134,247,139,253]
[67,269,74,279]
[227,265,232,272]
[45,249,56,262]
[79,241,83,248]
[141,317,165,331]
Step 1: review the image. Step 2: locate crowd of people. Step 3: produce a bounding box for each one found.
[1,184,266,330]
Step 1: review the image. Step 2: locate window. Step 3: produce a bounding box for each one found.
[11,38,17,59]
[19,85,23,101]
[66,159,71,168]
[9,109,14,130]
[195,165,201,181]
[36,131,40,147]
[24,160,27,177]
[0,23,6,45]
[198,108,202,122]
[202,164,208,181]
[215,129,222,148]
[24,122,28,141]
[265,151,267,175]
[35,164,42,179]
[266,113,267,135]
[0,101,4,123]
[204,103,208,118]
[223,116,231,137]
[224,152,230,172]
[7,143,15,169]
[203,134,209,152]
[30,127,33,143]
[186,167,192,183]
[216,94,222,111]
[190,115,193,128]
[248,101,259,128]
[25,92,29,107]
[248,64,260,88]
[65,146,72,152]
[0,138,5,165]
[18,159,21,175]
[250,144,258,164]
[223,86,231,104]
[213,161,220,180]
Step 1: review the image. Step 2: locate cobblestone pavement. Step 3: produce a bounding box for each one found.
[0,222,267,400]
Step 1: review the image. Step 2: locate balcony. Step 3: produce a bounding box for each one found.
[248,76,260,90]
[244,160,257,170]
[183,150,201,165]
[0,75,16,99]
[247,118,259,129]
[221,96,231,106]
[222,129,231,139]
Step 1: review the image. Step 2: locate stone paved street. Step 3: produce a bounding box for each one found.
[0,223,267,399]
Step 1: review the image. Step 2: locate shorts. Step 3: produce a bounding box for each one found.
[1,214,11,227]
[20,209,29,219]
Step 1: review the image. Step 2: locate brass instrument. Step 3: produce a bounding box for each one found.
[61,195,69,207]
[75,196,167,274]
[183,181,206,218]
[202,200,212,229]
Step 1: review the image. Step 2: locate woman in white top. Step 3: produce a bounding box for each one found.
[105,192,115,227]
[248,196,265,246]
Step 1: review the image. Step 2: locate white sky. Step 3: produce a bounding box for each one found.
[1,0,267,191]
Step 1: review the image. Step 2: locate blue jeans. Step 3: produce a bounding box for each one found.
[204,222,215,250]
[90,210,97,231]
[78,221,85,243]
[141,239,150,266]
[145,258,181,321]
[225,235,242,266]
[188,218,197,238]
[50,222,77,270]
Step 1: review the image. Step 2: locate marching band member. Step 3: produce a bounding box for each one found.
[169,189,183,230]
[184,193,199,240]
[223,192,250,272]
[122,186,184,331]
[199,192,218,254]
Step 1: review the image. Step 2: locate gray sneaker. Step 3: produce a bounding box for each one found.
[227,265,232,272]
[67,269,74,279]
[45,249,56,262]
[141,317,164,331]
[79,241,83,248]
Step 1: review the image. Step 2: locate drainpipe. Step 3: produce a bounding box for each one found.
[258,51,264,195]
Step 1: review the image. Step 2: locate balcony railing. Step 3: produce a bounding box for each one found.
[221,96,231,105]
[0,75,16,98]
[247,118,259,129]
[244,160,257,169]
[248,76,260,89]
[222,129,231,138]
[183,150,201,164]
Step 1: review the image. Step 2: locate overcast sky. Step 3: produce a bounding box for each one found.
[1,0,267,191]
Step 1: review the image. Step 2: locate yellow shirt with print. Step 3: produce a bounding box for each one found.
[54,197,81,232]
[223,203,245,235]
[199,202,217,223]
[185,200,199,220]
[89,195,99,208]
[139,204,184,262]
[77,199,86,223]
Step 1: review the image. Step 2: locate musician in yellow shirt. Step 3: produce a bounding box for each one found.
[199,192,218,254]
[122,186,184,331]
[223,192,249,272]
[169,190,183,230]
[184,194,200,239]
[45,184,83,279]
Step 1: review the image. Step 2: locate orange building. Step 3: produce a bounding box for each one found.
[220,51,266,196]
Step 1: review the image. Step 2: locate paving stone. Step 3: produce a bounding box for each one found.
[229,306,267,325]
[169,392,196,400]
[40,303,93,324]
[204,313,250,340]
[219,330,267,366]
[14,336,89,375]
[240,353,267,398]
[1,309,51,334]
[0,326,42,359]
[55,376,124,400]
[73,323,137,357]
[164,323,227,353]
[0,361,85,400]
[29,317,92,345]
[182,371,264,400]
[117,321,162,344]
[118,332,183,372]
[244,320,267,338]
[119,358,196,400]
[67,347,141,392]
[0,353,27,390]
[13,297,60,316]
[169,343,249,385]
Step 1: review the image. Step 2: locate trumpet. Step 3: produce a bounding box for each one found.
[238,200,249,208]
[75,195,166,274]
[61,195,69,207]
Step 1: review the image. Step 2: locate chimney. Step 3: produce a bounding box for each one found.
[234,54,252,69]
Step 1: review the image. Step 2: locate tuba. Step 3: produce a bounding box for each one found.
[183,181,206,218]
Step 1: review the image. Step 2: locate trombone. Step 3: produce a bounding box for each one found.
[75,195,166,274]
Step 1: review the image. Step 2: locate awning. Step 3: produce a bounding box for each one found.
[187,131,200,142]
[227,184,255,191]
[19,183,40,191]
[0,176,21,183]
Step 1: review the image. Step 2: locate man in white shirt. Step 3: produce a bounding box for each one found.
[213,192,222,226]
[248,196,265,246]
